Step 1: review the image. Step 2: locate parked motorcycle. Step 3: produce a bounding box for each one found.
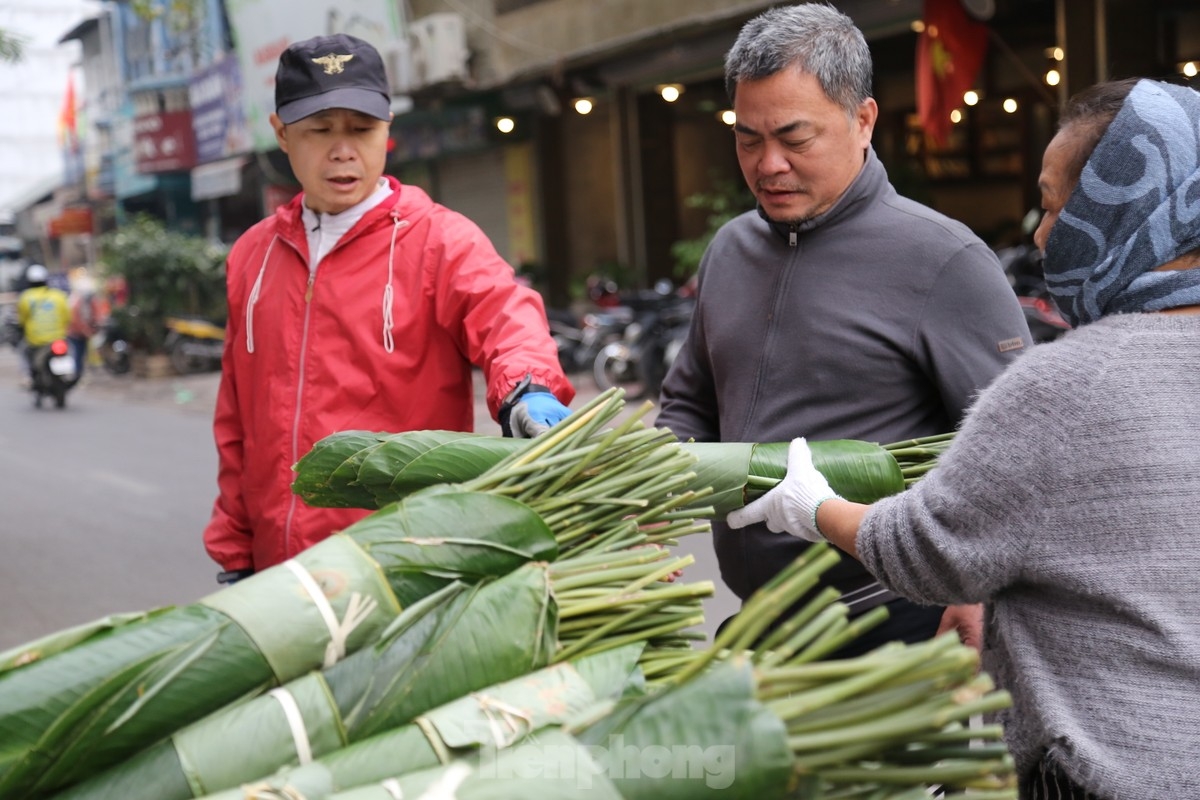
[993,209,1070,343]
[29,338,76,409]
[93,317,131,376]
[592,280,694,400]
[164,316,225,375]
[548,305,633,375]
[995,234,1070,344]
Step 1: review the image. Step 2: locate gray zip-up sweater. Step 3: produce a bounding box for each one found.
[658,148,1031,601]
[860,313,1200,798]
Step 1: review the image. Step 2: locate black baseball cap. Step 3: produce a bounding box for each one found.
[275,34,391,124]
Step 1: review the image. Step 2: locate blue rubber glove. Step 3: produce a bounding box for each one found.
[510,391,571,438]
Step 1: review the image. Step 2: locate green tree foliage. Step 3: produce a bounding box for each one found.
[98,215,228,353]
[0,29,27,63]
[670,177,754,279]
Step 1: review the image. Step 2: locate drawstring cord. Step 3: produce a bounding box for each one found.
[247,216,407,356]
[381,216,408,353]
[246,235,278,353]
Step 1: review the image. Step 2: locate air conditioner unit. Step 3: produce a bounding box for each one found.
[406,12,469,90]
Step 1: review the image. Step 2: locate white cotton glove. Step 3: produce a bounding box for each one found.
[725,438,841,542]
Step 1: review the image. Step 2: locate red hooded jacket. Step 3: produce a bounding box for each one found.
[204,177,573,571]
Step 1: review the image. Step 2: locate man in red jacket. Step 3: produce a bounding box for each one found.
[204,33,573,583]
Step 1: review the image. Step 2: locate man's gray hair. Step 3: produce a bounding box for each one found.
[725,3,873,116]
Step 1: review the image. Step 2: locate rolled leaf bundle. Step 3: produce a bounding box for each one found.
[57,547,713,800]
[252,546,1015,800]
[307,641,1014,800]
[194,646,645,800]
[3,389,706,799]
[330,728,627,800]
[293,431,953,516]
[0,528,409,799]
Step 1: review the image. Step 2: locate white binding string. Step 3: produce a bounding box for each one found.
[379,778,404,799]
[474,694,534,748]
[283,559,379,668]
[413,763,471,800]
[267,688,313,765]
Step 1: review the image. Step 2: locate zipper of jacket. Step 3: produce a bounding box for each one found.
[283,267,317,558]
[788,224,798,247]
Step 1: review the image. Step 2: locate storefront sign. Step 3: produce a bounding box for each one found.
[134,111,198,173]
[189,57,253,164]
[191,157,248,201]
[47,206,93,238]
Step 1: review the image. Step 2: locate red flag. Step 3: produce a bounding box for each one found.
[58,73,78,151]
[916,0,988,146]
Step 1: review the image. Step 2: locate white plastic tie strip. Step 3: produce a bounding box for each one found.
[267,688,313,765]
[283,559,379,668]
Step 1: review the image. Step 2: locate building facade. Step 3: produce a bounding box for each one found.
[8,0,1200,303]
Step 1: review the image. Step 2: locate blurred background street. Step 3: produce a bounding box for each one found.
[0,349,736,651]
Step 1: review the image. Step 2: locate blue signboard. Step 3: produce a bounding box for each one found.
[189,56,253,165]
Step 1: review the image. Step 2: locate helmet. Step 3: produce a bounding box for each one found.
[25,264,49,284]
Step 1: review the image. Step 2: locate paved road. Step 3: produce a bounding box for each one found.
[0,349,737,650]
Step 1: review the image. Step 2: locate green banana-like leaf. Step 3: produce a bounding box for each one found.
[292,434,512,508]
[756,440,906,505]
[359,432,512,506]
[292,431,397,509]
[0,610,169,675]
[573,658,793,799]
[331,564,558,742]
[343,490,558,607]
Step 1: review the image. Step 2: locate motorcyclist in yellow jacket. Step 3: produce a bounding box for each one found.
[17,264,71,379]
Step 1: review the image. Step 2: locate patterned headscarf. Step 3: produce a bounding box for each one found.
[1043,79,1200,327]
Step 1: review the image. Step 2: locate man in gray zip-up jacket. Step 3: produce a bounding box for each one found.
[657,4,1031,654]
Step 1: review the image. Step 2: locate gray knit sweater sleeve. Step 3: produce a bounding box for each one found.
[856,334,1073,606]
[855,315,1200,798]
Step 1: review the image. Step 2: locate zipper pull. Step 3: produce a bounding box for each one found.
[789,225,798,247]
[304,273,315,303]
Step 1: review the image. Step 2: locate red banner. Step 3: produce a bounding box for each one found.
[916,0,989,146]
[134,110,198,173]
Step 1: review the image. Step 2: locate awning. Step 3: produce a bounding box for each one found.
[191,157,248,201]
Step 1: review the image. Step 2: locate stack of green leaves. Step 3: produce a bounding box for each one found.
[2,389,709,799]
[53,545,713,800]
[190,645,647,800]
[202,546,1016,800]
[294,430,952,517]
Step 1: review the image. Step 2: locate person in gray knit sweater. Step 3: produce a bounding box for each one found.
[728,77,1200,800]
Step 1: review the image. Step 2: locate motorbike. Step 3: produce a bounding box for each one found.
[548,305,633,375]
[592,280,695,400]
[29,338,76,409]
[995,209,1070,344]
[93,316,132,375]
[995,239,1071,344]
[164,316,226,375]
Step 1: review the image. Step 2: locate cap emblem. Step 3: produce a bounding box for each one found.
[312,53,354,75]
